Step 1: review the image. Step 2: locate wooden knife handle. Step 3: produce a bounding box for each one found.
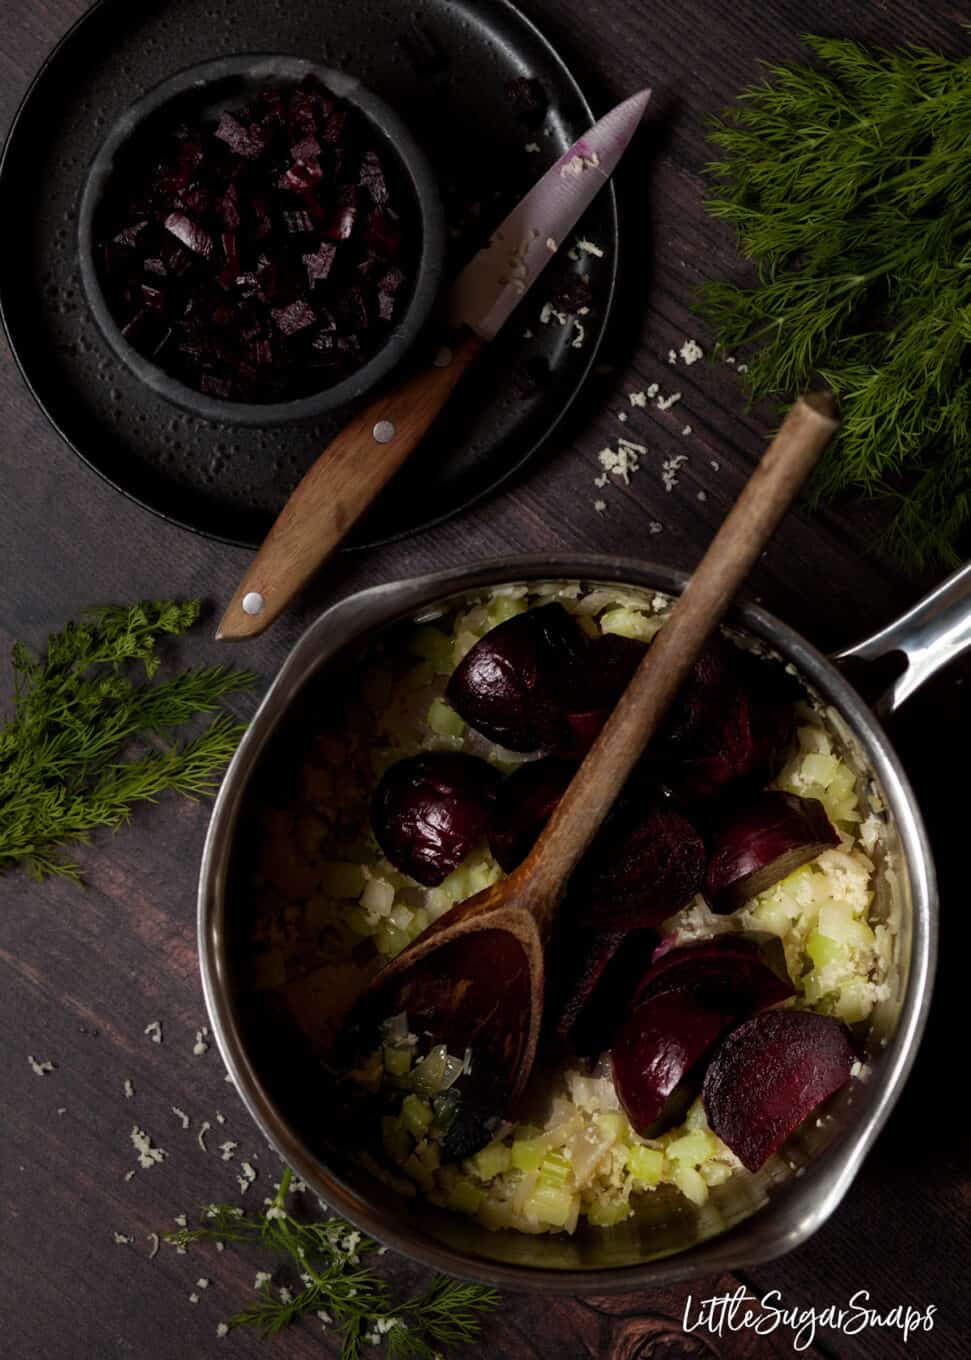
[216,328,484,640]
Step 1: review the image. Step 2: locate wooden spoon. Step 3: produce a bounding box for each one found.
[342,393,839,1157]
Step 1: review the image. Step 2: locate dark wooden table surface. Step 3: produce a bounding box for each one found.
[3,1,970,1357]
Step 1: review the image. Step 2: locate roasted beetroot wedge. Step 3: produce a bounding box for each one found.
[573,802,706,930]
[487,757,577,872]
[445,603,586,752]
[702,1009,855,1171]
[559,633,648,755]
[549,927,655,1057]
[371,752,501,886]
[704,790,839,914]
[631,933,794,1013]
[611,987,736,1135]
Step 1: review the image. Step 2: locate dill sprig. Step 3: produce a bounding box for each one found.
[701,34,971,567]
[166,1169,499,1358]
[0,599,254,880]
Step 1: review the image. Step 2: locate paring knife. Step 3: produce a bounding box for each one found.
[217,87,651,641]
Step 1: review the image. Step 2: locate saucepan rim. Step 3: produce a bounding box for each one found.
[198,554,936,1292]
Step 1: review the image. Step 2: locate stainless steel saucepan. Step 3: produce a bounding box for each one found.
[198,555,970,1291]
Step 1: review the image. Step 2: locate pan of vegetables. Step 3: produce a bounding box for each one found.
[196,552,967,1288]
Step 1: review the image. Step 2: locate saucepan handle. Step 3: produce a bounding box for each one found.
[835,562,971,715]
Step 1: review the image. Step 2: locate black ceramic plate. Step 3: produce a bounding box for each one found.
[0,0,619,549]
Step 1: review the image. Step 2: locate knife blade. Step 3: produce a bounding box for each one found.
[217,88,651,640]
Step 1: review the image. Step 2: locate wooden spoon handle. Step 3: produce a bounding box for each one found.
[522,392,840,922]
[215,329,483,641]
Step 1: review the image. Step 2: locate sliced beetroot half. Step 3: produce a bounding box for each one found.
[611,987,736,1136]
[704,791,839,914]
[573,802,706,930]
[558,633,648,756]
[631,933,794,1014]
[549,927,655,1057]
[702,1009,855,1171]
[371,752,501,887]
[445,603,586,752]
[487,757,577,872]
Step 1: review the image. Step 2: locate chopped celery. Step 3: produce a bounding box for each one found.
[360,878,395,916]
[522,1181,578,1229]
[319,861,366,898]
[467,1141,511,1182]
[427,697,465,738]
[672,1164,708,1205]
[806,929,847,971]
[510,1137,547,1173]
[538,1152,573,1186]
[627,1144,664,1185]
[667,1130,718,1165]
[401,1096,433,1139]
[802,752,840,788]
[411,1045,449,1094]
[585,1196,632,1227]
[834,977,873,1024]
[383,1046,412,1078]
[593,1112,628,1142]
[600,607,656,641]
[486,596,527,626]
[448,1177,486,1214]
[411,626,456,675]
[375,923,410,957]
[389,904,414,930]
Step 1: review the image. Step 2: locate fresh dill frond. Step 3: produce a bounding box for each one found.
[166,1169,499,1357]
[0,599,254,880]
[700,34,971,567]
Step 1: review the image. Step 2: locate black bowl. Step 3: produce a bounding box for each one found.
[77,53,446,427]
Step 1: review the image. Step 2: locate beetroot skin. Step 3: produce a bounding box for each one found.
[487,757,577,872]
[445,604,586,752]
[612,987,736,1135]
[372,752,500,887]
[704,790,839,914]
[632,933,794,1014]
[702,1009,855,1171]
[573,802,706,930]
[549,927,655,1058]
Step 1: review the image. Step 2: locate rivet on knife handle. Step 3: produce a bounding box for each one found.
[215,330,483,641]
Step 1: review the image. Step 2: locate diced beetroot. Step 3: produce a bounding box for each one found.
[94,74,415,403]
[632,933,793,1013]
[704,791,839,914]
[271,300,316,336]
[488,757,577,872]
[446,603,587,753]
[573,802,706,930]
[612,987,737,1135]
[360,149,390,205]
[550,927,655,1057]
[163,212,213,258]
[371,753,501,887]
[303,243,337,286]
[559,633,648,755]
[702,1010,855,1171]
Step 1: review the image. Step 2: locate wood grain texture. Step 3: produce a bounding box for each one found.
[1,2,969,1358]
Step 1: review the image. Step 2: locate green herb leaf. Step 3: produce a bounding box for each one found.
[165,1169,499,1357]
[0,600,254,879]
[700,34,971,567]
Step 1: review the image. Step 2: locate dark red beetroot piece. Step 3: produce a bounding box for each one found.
[650,639,796,798]
[559,634,648,756]
[572,802,706,930]
[611,987,737,1135]
[548,927,655,1058]
[445,604,586,753]
[631,933,794,1013]
[371,753,501,887]
[702,1009,855,1171]
[704,791,839,914]
[95,75,414,404]
[487,757,577,872]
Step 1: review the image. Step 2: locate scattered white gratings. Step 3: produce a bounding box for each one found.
[28,1056,55,1076]
[198,1120,212,1152]
[238,1162,257,1194]
[123,1079,135,1099]
[524,141,540,153]
[131,1125,167,1170]
[679,338,704,365]
[144,1021,163,1045]
[193,1027,210,1057]
[593,499,606,514]
[661,453,688,493]
[575,237,604,258]
[171,1107,190,1130]
[656,391,682,412]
